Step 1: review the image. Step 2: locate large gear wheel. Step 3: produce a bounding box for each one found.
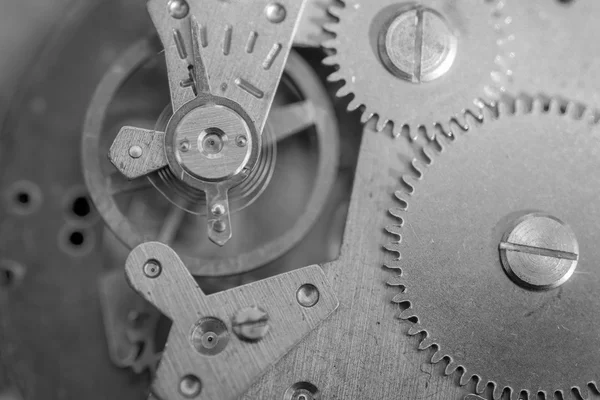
[323,0,513,139]
[386,95,600,399]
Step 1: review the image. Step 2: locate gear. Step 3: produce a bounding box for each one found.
[386,95,600,399]
[323,0,513,139]
[506,0,600,108]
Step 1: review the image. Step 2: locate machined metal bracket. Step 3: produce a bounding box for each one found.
[108,0,308,246]
[125,242,339,400]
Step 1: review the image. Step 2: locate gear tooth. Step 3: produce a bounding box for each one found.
[375,116,390,132]
[451,114,469,132]
[386,224,403,237]
[335,84,352,98]
[327,4,344,18]
[384,243,402,256]
[360,108,374,123]
[411,159,425,179]
[418,335,435,350]
[388,208,405,224]
[465,107,484,127]
[530,95,549,114]
[401,175,417,195]
[565,100,584,119]
[407,325,422,336]
[387,274,404,287]
[474,378,487,394]
[322,54,338,66]
[393,193,409,211]
[432,122,452,140]
[548,97,567,115]
[326,70,343,83]
[445,359,460,376]
[420,147,434,166]
[493,384,507,400]
[459,368,473,387]
[346,97,362,112]
[430,349,444,364]
[590,381,600,395]
[581,106,600,125]
[397,308,417,320]
[392,292,408,303]
[575,386,588,400]
[322,22,340,35]
[497,97,516,117]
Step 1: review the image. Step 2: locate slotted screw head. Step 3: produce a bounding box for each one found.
[378,5,457,83]
[499,212,579,291]
[232,306,269,342]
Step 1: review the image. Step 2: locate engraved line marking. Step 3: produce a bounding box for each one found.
[199,23,208,48]
[413,7,424,82]
[235,78,264,99]
[499,242,579,261]
[173,28,187,59]
[223,25,233,55]
[246,31,258,53]
[262,43,282,70]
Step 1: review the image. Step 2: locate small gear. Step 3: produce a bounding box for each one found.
[386,95,600,399]
[323,0,513,139]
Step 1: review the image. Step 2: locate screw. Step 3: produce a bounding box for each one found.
[211,203,226,216]
[232,306,270,342]
[191,317,229,355]
[236,135,248,147]
[179,375,202,398]
[213,220,227,233]
[378,5,457,83]
[128,145,143,159]
[296,284,319,308]
[499,213,579,291]
[265,2,286,23]
[143,260,162,279]
[168,0,190,19]
[179,139,190,153]
[284,382,320,400]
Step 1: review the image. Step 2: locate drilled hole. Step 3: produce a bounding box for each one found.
[16,192,30,205]
[59,225,95,256]
[6,181,42,215]
[69,231,85,247]
[71,196,92,218]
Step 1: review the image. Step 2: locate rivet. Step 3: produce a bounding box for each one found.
[168,0,190,19]
[296,284,319,308]
[143,260,162,279]
[129,145,143,159]
[265,2,286,23]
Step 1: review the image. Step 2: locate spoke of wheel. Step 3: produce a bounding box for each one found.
[265,100,315,145]
[106,171,152,196]
[157,204,188,245]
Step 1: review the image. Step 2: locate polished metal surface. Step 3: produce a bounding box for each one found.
[388,96,600,399]
[499,212,579,291]
[323,0,513,137]
[378,4,457,83]
[125,242,338,400]
[84,37,341,277]
[2,0,600,399]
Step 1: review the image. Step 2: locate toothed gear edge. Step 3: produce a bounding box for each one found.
[386,96,600,400]
[323,0,513,139]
